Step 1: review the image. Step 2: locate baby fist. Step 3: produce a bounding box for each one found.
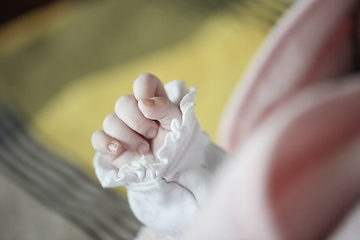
[91,73,182,169]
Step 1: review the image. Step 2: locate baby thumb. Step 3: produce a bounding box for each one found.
[138,97,182,131]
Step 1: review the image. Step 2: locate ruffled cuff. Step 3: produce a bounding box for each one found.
[93,81,202,191]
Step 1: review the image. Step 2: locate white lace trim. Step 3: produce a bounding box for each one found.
[110,87,197,187]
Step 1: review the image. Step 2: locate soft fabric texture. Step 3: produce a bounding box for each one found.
[93,81,227,238]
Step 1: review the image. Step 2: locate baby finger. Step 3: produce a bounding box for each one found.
[115,94,159,139]
[103,113,150,155]
[91,130,123,155]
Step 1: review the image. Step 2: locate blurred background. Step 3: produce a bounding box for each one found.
[0,0,291,239]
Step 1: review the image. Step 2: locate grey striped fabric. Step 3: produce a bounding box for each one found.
[0,107,142,240]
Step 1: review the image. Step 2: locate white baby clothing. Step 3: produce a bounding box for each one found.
[93,80,228,238]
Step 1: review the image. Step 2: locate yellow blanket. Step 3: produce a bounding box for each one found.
[0,0,288,195]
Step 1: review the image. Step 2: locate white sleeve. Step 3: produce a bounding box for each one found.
[93,80,228,238]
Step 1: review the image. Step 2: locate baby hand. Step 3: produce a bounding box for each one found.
[91,73,182,169]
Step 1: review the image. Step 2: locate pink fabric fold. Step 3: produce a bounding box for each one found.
[181,0,360,239]
[181,78,360,240]
[267,77,360,239]
[219,0,357,153]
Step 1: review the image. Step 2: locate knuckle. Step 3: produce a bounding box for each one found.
[135,73,155,86]
[103,113,118,130]
[132,117,147,133]
[121,134,136,150]
[91,130,104,150]
[116,94,135,106]
[91,131,100,146]
[139,73,154,82]
[91,130,102,140]
[115,95,135,113]
[122,134,133,145]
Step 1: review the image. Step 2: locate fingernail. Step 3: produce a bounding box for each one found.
[146,127,157,138]
[137,143,149,155]
[142,99,155,106]
[108,143,118,153]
